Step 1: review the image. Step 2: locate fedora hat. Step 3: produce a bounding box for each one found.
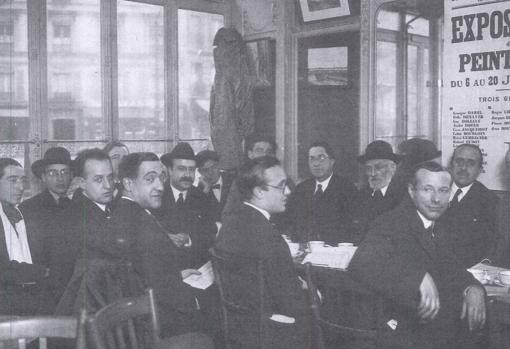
[161,142,195,167]
[32,147,73,179]
[358,140,401,163]
[397,138,441,164]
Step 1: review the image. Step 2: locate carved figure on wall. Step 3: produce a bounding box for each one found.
[210,27,255,170]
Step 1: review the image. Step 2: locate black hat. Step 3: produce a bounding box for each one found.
[160,142,195,166]
[32,147,73,179]
[196,150,220,168]
[358,140,401,163]
[397,138,441,164]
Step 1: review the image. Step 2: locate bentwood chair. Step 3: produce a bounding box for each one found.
[0,310,87,349]
[304,263,381,349]
[210,248,271,349]
[86,288,213,349]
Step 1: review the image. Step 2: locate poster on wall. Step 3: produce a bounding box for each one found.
[442,0,510,190]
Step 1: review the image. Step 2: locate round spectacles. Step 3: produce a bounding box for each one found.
[45,169,71,177]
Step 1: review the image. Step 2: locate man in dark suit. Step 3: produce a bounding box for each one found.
[353,140,406,243]
[49,148,114,304]
[215,156,310,349]
[155,142,216,269]
[196,150,234,223]
[20,147,73,231]
[0,158,53,315]
[437,143,500,268]
[282,141,358,244]
[349,161,486,349]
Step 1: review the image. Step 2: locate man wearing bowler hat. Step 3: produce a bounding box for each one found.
[353,140,406,242]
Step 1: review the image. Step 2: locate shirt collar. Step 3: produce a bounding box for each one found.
[450,182,474,202]
[243,202,271,221]
[213,175,223,188]
[170,185,188,201]
[416,210,434,229]
[316,173,333,192]
[82,191,107,212]
[372,184,389,196]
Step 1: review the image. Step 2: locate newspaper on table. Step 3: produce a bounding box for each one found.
[301,246,358,270]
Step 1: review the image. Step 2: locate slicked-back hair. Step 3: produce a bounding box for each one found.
[0,158,22,179]
[238,156,280,201]
[74,148,110,178]
[409,161,451,187]
[103,141,129,154]
[119,152,160,180]
[309,141,336,160]
[452,143,483,168]
[245,133,277,153]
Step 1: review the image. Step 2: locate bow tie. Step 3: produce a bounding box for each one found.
[211,184,221,190]
[3,203,23,227]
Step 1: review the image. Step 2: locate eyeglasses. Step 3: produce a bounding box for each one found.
[45,169,71,177]
[309,155,330,163]
[265,183,288,193]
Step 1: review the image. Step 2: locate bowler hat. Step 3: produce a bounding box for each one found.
[397,138,441,164]
[358,140,401,163]
[161,142,195,166]
[32,147,73,179]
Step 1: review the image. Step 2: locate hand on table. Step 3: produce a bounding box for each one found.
[418,272,440,322]
[461,285,486,331]
[168,233,191,248]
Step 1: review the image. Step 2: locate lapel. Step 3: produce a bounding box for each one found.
[0,215,9,265]
[408,208,437,260]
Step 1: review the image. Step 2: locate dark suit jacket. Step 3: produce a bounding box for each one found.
[349,198,479,349]
[352,179,407,243]
[101,198,201,337]
[437,181,500,268]
[47,191,110,302]
[281,174,359,244]
[215,204,310,349]
[152,185,217,268]
[0,204,54,315]
[197,171,235,222]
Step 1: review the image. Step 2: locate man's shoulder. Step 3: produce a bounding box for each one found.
[329,174,356,191]
[19,191,50,212]
[368,199,418,234]
[471,181,499,201]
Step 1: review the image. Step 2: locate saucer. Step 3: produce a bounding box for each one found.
[493,279,510,287]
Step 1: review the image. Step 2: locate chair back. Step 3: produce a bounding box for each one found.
[210,248,269,349]
[0,310,86,349]
[86,288,159,349]
[304,263,380,349]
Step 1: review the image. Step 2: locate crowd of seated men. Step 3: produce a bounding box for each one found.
[0,134,508,349]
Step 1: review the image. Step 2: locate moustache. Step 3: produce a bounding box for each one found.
[180,177,193,183]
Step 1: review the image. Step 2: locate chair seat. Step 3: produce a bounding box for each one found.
[156,332,214,349]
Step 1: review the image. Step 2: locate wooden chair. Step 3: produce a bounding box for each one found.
[0,310,87,349]
[210,248,270,349]
[303,263,381,349]
[86,288,213,349]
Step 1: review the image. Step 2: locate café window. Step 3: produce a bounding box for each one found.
[0,71,12,101]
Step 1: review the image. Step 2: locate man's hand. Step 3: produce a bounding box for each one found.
[181,269,201,279]
[418,272,440,322]
[461,285,486,331]
[168,233,191,248]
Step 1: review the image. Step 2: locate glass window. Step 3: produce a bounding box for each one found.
[117,1,164,141]
[47,0,102,141]
[178,9,223,141]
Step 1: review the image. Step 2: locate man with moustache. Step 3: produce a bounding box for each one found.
[282,141,358,244]
[155,142,216,268]
[350,162,486,349]
[215,156,310,349]
[20,147,73,222]
[437,143,500,268]
[0,158,54,315]
[49,148,114,302]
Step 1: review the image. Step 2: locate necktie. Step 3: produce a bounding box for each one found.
[314,184,323,200]
[372,189,383,200]
[105,205,112,219]
[3,204,22,237]
[211,184,221,190]
[58,196,71,209]
[176,193,184,208]
[450,188,463,207]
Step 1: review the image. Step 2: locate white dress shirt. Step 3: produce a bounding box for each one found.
[0,204,32,264]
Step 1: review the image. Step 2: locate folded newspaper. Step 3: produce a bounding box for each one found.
[301,246,358,269]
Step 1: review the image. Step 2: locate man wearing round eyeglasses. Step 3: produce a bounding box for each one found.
[20,147,73,221]
[281,141,358,245]
[436,143,500,268]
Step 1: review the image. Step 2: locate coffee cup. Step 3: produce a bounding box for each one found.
[308,240,325,252]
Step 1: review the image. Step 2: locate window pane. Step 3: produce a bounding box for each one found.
[47,0,102,141]
[118,1,164,141]
[406,15,429,37]
[375,40,398,147]
[408,46,432,139]
[0,0,29,141]
[178,9,223,141]
[377,10,399,31]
